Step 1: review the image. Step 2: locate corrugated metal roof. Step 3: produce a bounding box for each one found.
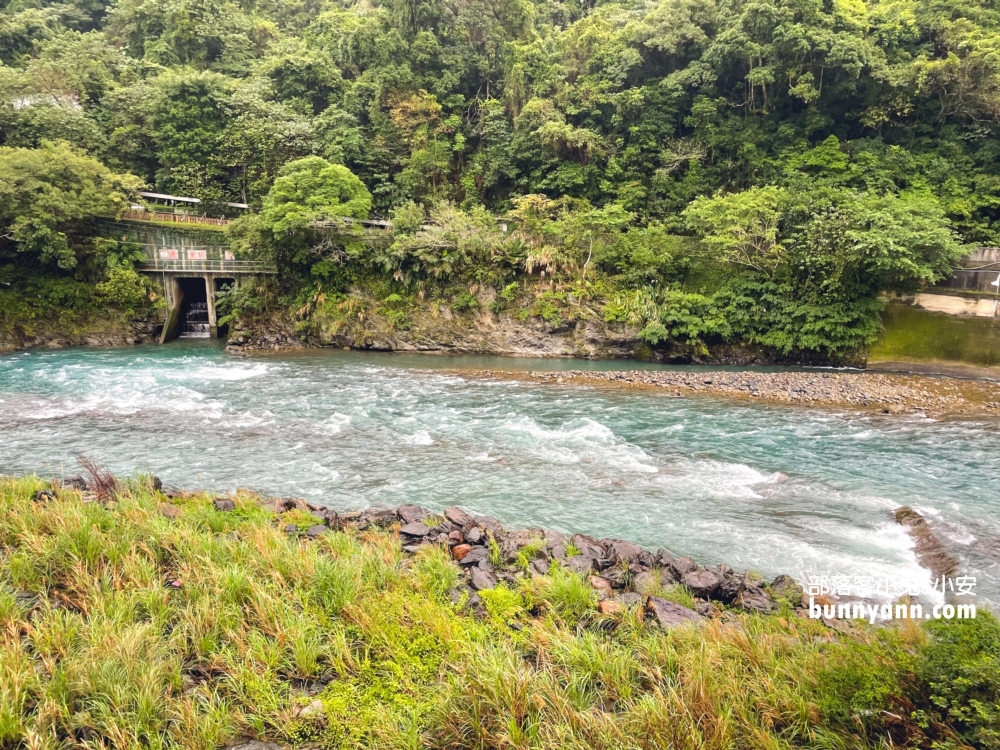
[138,191,201,204]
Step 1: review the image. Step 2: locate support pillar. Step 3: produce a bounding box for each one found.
[204,274,219,338]
[160,276,184,344]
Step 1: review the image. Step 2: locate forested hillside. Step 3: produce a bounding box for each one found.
[2,0,999,360]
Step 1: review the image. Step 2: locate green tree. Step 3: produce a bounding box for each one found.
[0,141,143,269]
[260,156,372,233]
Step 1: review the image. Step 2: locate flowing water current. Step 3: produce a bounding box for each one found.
[2,341,999,605]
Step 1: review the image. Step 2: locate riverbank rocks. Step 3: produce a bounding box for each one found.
[148,493,795,624]
[894,506,961,583]
[646,597,704,628]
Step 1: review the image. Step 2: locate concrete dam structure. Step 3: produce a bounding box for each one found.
[92,217,276,342]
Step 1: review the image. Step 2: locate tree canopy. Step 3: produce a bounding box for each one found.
[1,0,993,359]
[0,141,142,268]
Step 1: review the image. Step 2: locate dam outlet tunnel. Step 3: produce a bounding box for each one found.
[159,275,228,343]
[178,278,209,338]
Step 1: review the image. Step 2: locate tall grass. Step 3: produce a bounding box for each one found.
[1,475,996,750]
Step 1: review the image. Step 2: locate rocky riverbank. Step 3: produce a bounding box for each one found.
[241,495,803,624]
[44,473,806,626]
[450,367,1000,418]
[0,315,158,354]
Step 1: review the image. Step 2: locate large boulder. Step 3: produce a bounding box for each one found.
[671,556,699,577]
[475,516,505,535]
[736,585,774,613]
[563,555,593,575]
[457,546,489,566]
[769,574,804,606]
[397,504,430,524]
[470,567,497,591]
[608,540,643,564]
[645,597,703,628]
[399,522,430,537]
[681,569,723,599]
[445,506,475,527]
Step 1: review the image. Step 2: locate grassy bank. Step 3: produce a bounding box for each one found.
[1,476,998,749]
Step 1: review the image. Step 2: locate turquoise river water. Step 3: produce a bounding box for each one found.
[1,341,998,605]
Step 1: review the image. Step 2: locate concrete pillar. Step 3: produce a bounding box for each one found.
[204,274,219,338]
[160,276,184,344]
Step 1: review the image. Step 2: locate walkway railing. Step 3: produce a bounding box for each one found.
[138,259,276,274]
[122,210,230,227]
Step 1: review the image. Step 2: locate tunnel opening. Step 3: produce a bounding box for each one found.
[178,278,209,338]
[214,278,235,338]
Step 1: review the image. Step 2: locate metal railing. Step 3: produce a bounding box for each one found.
[138,259,276,274]
[122,210,230,227]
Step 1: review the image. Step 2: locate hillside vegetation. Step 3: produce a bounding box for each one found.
[2,474,1000,749]
[3,0,1000,358]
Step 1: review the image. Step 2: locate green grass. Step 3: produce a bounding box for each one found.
[1,475,998,749]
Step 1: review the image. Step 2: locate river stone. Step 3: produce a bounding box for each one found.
[531,559,550,575]
[297,699,325,718]
[671,556,699,577]
[457,546,489,566]
[571,534,606,560]
[770,575,804,606]
[214,498,236,511]
[682,569,723,599]
[589,576,613,599]
[598,600,622,615]
[305,525,327,538]
[602,566,629,589]
[399,522,430,537]
[563,555,593,574]
[226,742,283,750]
[466,527,482,544]
[470,567,497,591]
[397,504,430,524]
[447,530,464,544]
[656,548,676,568]
[550,543,567,559]
[632,571,659,595]
[737,586,773,613]
[476,515,505,535]
[360,506,397,527]
[60,476,87,491]
[452,544,472,561]
[645,597,703,628]
[716,573,743,603]
[617,592,642,609]
[609,540,643,564]
[158,503,182,519]
[33,489,56,503]
[445,506,475,527]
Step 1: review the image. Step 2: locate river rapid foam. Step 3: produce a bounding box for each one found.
[1,341,998,604]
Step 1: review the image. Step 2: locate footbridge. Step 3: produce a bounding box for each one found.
[93,210,390,343]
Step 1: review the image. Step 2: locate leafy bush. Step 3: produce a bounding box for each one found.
[95,266,153,314]
[916,613,1000,749]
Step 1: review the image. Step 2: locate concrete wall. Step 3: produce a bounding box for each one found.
[912,293,999,318]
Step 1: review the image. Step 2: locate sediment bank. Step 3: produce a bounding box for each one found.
[448,367,1000,418]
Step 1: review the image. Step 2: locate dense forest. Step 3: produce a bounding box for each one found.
[2,0,999,359]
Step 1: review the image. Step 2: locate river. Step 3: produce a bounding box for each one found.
[1,340,998,605]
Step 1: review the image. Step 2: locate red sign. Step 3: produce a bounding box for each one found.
[159,248,178,260]
[187,249,207,260]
